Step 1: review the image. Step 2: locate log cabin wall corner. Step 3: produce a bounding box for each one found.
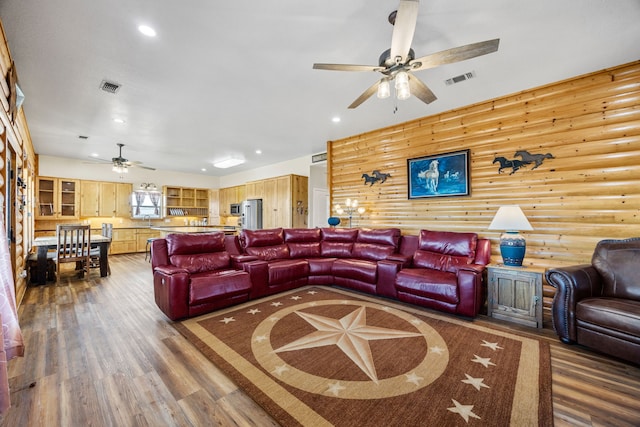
[328,60,640,274]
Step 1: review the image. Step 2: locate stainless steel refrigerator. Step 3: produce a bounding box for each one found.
[240,199,263,230]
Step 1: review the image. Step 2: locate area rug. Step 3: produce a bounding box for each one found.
[175,286,553,426]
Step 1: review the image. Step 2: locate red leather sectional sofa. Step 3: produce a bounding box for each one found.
[151,227,491,321]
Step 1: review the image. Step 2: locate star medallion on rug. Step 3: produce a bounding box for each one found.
[175,286,553,426]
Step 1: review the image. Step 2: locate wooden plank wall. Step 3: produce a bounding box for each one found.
[328,60,640,281]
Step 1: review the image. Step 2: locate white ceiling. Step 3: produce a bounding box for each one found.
[1,0,639,176]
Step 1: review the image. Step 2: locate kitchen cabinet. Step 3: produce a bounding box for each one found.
[262,174,308,229]
[218,185,245,216]
[164,185,210,217]
[136,229,161,252]
[81,180,132,217]
[36,177,80,219]
[110,229,137,254]
[245,180,264,200]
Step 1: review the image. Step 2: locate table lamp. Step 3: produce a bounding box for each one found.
[488,205,533,266]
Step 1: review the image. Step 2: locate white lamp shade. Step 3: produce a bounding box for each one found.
[488,205,533,231]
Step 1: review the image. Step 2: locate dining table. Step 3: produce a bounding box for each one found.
[32,234,111,285]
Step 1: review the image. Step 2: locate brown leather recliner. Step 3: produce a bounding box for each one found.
[545,238,640,365]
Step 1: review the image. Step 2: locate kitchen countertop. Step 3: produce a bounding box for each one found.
[151,226,237,234]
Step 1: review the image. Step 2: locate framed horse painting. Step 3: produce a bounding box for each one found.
[407,149,470,199]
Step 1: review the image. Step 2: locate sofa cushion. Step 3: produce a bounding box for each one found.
[591,238,640,301]
[395,269,459,304]
[289,242,321,258]
[284,228,322,242]
[189,270,251,305]
[413,230,477,273]
[321,227,359,242]
[268,259,310,285]
[245,244,290,261]
[166,232,225,255]
[240,228,284,248]
[321,241,353,258]
[357,228,401,247]
[352,243,395,261]
[577,297,640,337]
[333,259,377,283]
[170,252,231,274]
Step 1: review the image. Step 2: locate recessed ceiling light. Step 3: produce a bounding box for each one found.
[90,153,99,157]
[213,158,245,169]
[201,168,207,172]
[255,149,262,154]
[138,25,157,37]
[332,116,341,123]
[113,118,125,124]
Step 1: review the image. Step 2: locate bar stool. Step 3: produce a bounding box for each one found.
[146,238,159,262]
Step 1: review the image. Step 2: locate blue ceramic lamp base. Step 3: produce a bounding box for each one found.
[500,231,526,266]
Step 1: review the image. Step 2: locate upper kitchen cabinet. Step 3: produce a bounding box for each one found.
[80,180,132,217]
[36,177,80,219]
[164,185,210,217]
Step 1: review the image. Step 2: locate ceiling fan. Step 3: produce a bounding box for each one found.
[313,0,500,109]
[90,143,156,172]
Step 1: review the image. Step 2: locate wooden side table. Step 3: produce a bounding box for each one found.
[487,264,545,328]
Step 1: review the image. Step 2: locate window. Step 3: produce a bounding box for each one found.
[131,190,162,218]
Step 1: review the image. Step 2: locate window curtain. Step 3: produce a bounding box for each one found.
[149,191,161,215]
[134,191,145,216]
[0,218,24,413]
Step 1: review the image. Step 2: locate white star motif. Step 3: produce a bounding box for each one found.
[410,318,422,325]
[429,345,445,355]
[290,296,302,300]
[471,354,496,368]
[220,317,235,324]
[247,308,261,315]
[272,364,289,376]
[307,290,317,295]
[308,302,318,307]
[254,335,268,343]
[447,399,481,422]
[405,372,424,386]
[480,340,503,351]
[326,381,346,396]
[268,316,280,322]
[274,306,422,382]
[271,302,283,307]
[461,373,490,391]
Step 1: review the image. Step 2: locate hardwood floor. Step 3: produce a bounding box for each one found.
[2,253,639,426]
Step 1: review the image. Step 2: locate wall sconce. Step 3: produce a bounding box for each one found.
[334,198,365,228]
[139,182,157,190]
[488,205,533,266]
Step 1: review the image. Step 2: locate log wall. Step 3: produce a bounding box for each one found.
[328,60,640,308]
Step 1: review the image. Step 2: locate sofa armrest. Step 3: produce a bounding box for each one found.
[386,253,412,268]
[456,265,485,317]
[231,254,259,269]
[545,265,602,343]
[242,260,269,298]
[153,267,190,321]
[154,265,188,276]
[376,260,403,298]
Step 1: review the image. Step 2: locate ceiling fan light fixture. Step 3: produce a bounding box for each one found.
[377,78,390,99]
[395,71,411,100]
[112,164,128,173]
[213,158,245,169]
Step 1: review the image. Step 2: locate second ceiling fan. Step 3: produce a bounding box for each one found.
[313,0,500,109]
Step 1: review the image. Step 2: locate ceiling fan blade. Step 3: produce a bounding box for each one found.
[313,63,383,72]
[132,164,156,171]
[348,80,381,109]
[408,74,437,104]
[409,38,500,71]
[389,0,420,64]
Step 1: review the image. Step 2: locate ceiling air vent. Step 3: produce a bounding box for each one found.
[445,71,476,86]
[99,80,121,94]
[312,152,327,163]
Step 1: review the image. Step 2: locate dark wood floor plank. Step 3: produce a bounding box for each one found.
[1,252,639,426]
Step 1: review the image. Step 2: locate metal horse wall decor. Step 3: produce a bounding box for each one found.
[493,150,554,175]
[361,170,391,186]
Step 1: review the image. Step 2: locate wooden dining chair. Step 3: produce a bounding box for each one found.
[56,224,91,283]
[89,223,112,275]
